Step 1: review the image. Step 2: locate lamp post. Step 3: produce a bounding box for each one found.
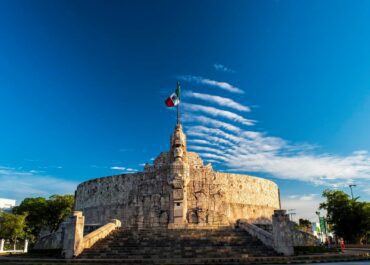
[349,184,356,199]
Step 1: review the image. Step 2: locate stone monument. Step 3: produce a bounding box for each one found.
[35,122,318,258]
[74,123,281,228]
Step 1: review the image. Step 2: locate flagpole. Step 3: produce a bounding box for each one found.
[177,103,179,125]
[177,81,180,125]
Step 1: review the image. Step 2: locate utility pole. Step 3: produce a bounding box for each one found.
[287,209,296,221]
[349,184,356,199]
[290,212,296,222]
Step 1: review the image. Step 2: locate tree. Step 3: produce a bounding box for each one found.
[0,212,26,249]
[45,195,74,233]
[13,194,74,241]
[12,197,47,240]
[319,189,370,243]
[298,218,312,233]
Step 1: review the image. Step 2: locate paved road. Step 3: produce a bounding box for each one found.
[298,261,370,265]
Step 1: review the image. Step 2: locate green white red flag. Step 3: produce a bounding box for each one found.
[165,83,181,107]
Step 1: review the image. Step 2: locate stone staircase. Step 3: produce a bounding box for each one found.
[78,226,277,260]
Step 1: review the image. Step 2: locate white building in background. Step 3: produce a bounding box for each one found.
[0,198,16,212]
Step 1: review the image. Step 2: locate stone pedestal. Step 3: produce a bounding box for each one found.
[62,211,85,258]
[272,210,294,256]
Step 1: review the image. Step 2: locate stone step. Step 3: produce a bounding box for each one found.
[81,246,271,253]
[78,227,277,259]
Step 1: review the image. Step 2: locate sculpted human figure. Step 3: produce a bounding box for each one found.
[173,146,183,160]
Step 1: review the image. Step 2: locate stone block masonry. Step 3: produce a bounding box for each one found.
[75,124,280,228]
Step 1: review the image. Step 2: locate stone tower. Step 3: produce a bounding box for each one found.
[168,124,190,226]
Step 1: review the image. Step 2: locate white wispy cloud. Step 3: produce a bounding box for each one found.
[181,88,370,190]
[187,125,243,143]
[179,74,370,203]
[111,166,138,173]
[281,195,324,222]
[183,103,255,126]
[187,139,211,145]
[186,131,234,146]
[185,121,370,187]
[213,63,235,73]
[183,114,241,133]
[197,153,228,162]
[111,166,126,170]
[227,151,370,184]
[179,75,244,94]
[288,194,318,201]
[0,166,77,203]
[188,145,225,156]
[203,159,222,164]
[184,91,250,112]
[363,188,370,195]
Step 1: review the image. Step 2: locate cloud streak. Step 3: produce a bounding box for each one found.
[183,103,255,126]
[188,145,226,156]
[184,91,250,112]
[111,166,126,170]
[186,120,370,187]
[213,64,235,73]
[111,166,138,172]
[0,166,77,203]
[179,75,244,94]
[180,75,370,189]
[282,194,323,221]
[183,114,241,133]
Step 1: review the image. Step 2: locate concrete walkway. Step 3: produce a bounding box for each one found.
[0,252,369,264]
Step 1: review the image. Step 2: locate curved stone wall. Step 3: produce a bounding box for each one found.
[75,125,280,228]
[75,171,172,228]
[186,170,280,225]
[75,168,279,227]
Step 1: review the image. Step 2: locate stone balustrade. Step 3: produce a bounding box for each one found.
[236,219,274,248]
[62,211,121,258]
[83,219,121,249]
[237,210,318,256]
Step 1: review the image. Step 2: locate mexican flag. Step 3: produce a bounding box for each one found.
[165,83,180,107]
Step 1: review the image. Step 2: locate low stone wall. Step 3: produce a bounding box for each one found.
[237,219,273,248]
[83,219,121,250]
[292,228,319,246]
[34,230,63,250]
[34,212,121,258]
[238,210,319,256]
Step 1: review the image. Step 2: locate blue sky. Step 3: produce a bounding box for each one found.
[1,0,369,221]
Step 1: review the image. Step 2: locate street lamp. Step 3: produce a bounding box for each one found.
[349,184,357,199]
